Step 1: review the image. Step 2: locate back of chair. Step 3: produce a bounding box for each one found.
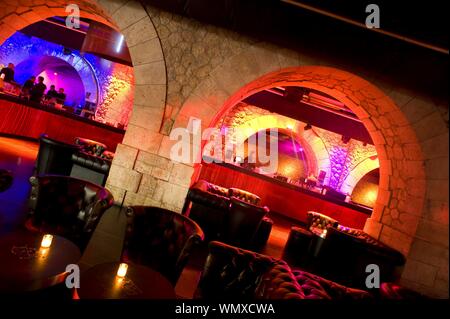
[123,206,204,285]
[222,197,269,248]
[306,211,339,231]
[35,135,80,176]
[27,175,114,251]
[195,241,278,299]
[0,169,13,192]
[228,188,261,205]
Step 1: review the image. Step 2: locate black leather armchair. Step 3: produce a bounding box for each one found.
[35,135,80,176]
[222,197,269,248]
[123,206,204,285]
[317,225,406,288]
[70,151,112,186]
[194,241,372,300]
[26,175,114,252]
[182,180,273,247]
[0,169,13,192]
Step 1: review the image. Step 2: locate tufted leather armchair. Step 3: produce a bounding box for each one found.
[195,241,372,300]
[306,211,339,232]
[26,175,114,252]
[318,225,406,288]
[182,180,273,247]
[228,188,261,205]
[123,206,204,285]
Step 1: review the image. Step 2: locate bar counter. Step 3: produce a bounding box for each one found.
[0,93,125,152]
[198,161,372,229]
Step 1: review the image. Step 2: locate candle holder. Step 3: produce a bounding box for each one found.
[41,234,53,248]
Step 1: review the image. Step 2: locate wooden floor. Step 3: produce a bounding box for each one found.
[0,136,299,298]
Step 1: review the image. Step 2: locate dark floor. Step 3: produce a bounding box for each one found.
[0,136,300,298]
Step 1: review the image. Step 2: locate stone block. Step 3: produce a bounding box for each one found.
[134,84,166,109]
[122,16,158,48]
[135,151,173,177]
[416,219,449,248]
[169,163,194,187]
[122,125,163,154]
[112,143,138,169]
[107,164,142,193]
[402,259,438,287]
[129,38,164,65]
[409,239,449,268]
[133,60,166,85]
[128,105,164,132]
[137,174,157,197]
[111,0,147,30]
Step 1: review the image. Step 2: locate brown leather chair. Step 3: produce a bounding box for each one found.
[222,197,269,248]
[122,206,204,285]
[26,175,114,252]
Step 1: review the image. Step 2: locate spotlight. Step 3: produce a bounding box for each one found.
[304,124,312,131]
[286,124,294,130]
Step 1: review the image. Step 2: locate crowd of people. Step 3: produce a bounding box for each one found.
[0,62,66,105]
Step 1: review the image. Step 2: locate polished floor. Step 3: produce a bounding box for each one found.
[0,135,300,298]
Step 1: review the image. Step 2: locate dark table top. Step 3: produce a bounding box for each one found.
[0,231,81,293]
[76,262,177,299]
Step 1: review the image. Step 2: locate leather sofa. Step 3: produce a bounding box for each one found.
[123,206,204,285]
[316,225,406,288]
[306,211,339,231]
[26,175,114,252]
[182,180,273,247]
[194,241,372,299]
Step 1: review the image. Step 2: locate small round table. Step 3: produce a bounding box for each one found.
[0,231,81,293]
[76,262,177,299]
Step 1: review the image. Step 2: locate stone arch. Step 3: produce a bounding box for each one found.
[219,114,318,176]
[177,63,426,259]
[341,156,380,195]
[0,0,168,206]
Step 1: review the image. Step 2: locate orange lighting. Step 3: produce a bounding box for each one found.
[40,234,53,248]
[116,263,128,278]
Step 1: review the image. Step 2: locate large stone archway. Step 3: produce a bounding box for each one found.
[0,0,169,207]
[173,63,444,295]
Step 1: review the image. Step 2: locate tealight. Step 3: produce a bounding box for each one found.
[116,263,128,278]
[41,234,53,248]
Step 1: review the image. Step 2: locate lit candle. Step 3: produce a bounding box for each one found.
[41,234,53,248]
[116,263,128,278]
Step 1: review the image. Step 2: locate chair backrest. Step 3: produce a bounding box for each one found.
[27,175,114,251]
[228,188,261,205]
[35,135,80,176]
[222,197,269,248]
[0,169,13,192]
[195,241,278,299]
[306,211,339,231]
[123,206,204,285]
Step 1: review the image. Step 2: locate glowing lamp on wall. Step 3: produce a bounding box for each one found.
[365,190,378,205]
[286,124,294,130]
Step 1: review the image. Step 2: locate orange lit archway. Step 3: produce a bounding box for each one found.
[184,66,426,259]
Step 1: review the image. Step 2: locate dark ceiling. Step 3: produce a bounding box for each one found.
[142,0,448,101]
